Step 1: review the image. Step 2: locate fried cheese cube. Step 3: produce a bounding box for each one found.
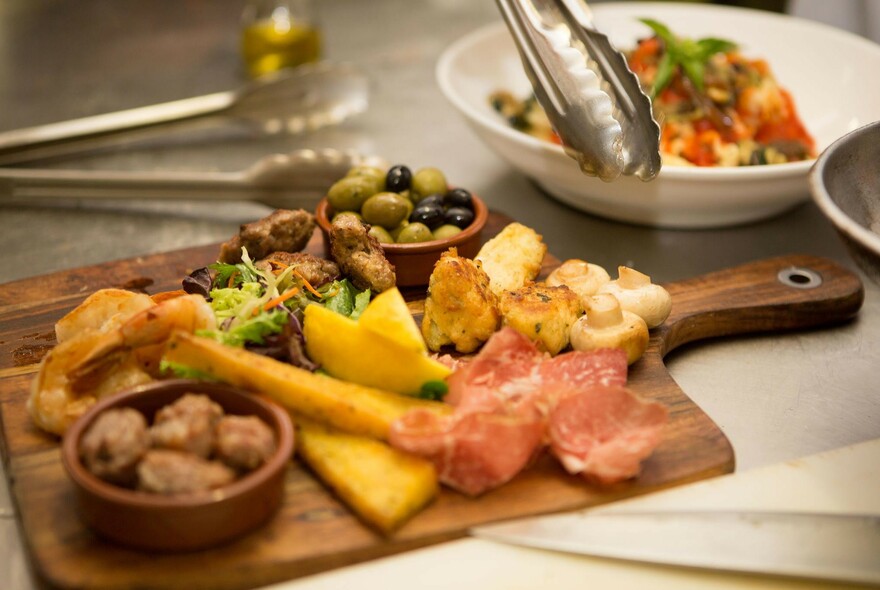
[499,284,583,355]
[475,223,547,296]
[422,249,500,353]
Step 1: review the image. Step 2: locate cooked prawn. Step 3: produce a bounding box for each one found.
[28,331,154,435]
[54,288,154,343]
[67,293,216,386]
[28,293,216,436]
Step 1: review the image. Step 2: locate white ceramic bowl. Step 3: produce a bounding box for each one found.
[437,2,880,228]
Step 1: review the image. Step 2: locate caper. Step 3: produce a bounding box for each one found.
[361,192,411,229]
[432,224,463,240]
[396,222,433,243]
[368,225,394,244]
[327,176,382,212]
[411,167,448,202]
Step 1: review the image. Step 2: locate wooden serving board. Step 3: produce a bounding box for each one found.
[0,212,864,590]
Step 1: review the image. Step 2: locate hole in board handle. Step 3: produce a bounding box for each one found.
[777,267,822,289]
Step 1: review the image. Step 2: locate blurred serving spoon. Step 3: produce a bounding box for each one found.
[0,148,382,209]
[0,62,369,166]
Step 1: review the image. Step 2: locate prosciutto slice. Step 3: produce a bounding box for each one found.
[548,385,668,485]
[390,327,663,496]
[389,409,545,497]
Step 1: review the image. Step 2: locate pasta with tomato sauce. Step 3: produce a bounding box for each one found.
[490,19,815,168]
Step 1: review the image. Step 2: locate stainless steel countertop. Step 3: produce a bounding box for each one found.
[2,1,878,589]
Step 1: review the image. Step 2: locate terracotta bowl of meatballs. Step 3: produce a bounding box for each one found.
[61,379,295,552]
[315,164,489,287]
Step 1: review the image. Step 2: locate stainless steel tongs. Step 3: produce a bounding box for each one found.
[495,0,661,181]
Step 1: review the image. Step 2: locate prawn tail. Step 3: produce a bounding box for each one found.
[67,335,128,393]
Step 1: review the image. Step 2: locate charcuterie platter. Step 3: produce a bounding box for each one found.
[0,211,863,590]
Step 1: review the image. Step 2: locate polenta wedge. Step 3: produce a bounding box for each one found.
[296,417,438,534]
[303,304,450,395]
[164,332,450,440]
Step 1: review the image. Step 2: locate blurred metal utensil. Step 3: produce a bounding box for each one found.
[473,510,880,585]
[0,148,377,209]
[495,0,660,181]
[0,62,368,166]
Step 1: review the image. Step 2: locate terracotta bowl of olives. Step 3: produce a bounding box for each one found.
[61,379,295,552]
[315,163,489,287]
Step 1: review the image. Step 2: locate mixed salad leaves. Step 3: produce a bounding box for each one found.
[174,248,370,371]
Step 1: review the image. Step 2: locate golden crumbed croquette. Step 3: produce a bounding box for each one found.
[421,249,500,353]
[499,284,583,355]
[475,223,547,296]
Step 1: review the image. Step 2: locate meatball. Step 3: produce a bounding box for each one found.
[215,415,276,471]
[257,251,340,288]
[219,209,316,263]
[137,450,236,494]
[79,408,149,485]
[329,214,396,293]
[149,394,223,458]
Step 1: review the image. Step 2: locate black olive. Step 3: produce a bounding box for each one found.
[444,188,473,209]
[385,165,412,193]
[418,193,445,208]
[410,202,445,229]
[445,206,474,228]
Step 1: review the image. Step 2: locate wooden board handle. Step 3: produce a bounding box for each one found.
[657,255,864,357]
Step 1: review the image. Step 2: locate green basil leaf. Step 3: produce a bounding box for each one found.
[638,18,676,48]
[695,38,738,60]
[681,58,706,90]
[651,52,675,98]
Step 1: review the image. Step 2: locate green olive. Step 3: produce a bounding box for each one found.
[361,192,412,229]
[331,210,363,224]
[396,222,433,243]
[346,165,386,184]
[389,219,410,241]
[327,176,382,212]
[368,225,394,244]
[432,224,462,240]
[411,167,447,202]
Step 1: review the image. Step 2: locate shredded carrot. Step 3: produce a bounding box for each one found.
[323,287,340,298]
[227,271,239,288]
[258,287,300,314]
[268,260,289,275]
[292,269,323,298]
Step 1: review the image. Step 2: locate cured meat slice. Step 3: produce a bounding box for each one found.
[389,408,545,496]
[548,385,667,485]
[390,328,663,495]
[540,348,627,390]
[445,328,544,411]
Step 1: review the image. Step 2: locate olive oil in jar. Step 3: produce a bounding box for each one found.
[241,0,321,78]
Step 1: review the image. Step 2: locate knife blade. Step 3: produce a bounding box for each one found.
[471,510,880,585]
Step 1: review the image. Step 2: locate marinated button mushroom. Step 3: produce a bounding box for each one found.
[570,293,649,365]
[598,266,672,329]
[546,259,611,307]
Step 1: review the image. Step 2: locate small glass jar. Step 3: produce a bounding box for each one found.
[240,0,322,78]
